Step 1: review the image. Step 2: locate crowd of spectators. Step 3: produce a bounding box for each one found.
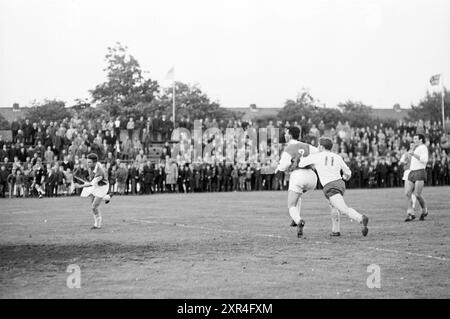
[0,113,449,198]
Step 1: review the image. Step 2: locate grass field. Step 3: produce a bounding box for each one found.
[0,187,449,299]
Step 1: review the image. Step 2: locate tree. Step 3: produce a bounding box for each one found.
[277,89,345,128]
[70,98,91,111]
[119,100,160,119]
[337,100,373,127]
[26,99,72,123]
[277,90,345,129]
[77,106,110,122]
[311,107,344,128]
[408,88,450,123]
[277,89,320,122]
[0,113,9,130]
[90,43,160,116]
[157,82,239,121]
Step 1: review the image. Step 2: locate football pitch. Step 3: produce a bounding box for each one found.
[0,187,449,299]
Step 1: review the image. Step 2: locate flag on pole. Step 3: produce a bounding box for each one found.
[430,74,441,86]
[165,67,175,80]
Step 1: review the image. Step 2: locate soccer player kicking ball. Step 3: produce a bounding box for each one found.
[74,153,111,230]
[298,137,369,237]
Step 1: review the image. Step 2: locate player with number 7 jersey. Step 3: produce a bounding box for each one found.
[298,137,369,237]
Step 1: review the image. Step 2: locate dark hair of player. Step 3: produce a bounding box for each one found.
[287,126,301,140]
[87,153,99,162]
[319,137,333,150]
[415,133,425,143]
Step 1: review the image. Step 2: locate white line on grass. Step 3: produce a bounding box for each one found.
[130,218,449,262]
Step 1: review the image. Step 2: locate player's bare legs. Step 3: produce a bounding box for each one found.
[411,194,417,210]
[287,190,301,223]
[287,190,305,237]
[404,181,418,208]
[404,180,416,221]
[413,180,428,220]
[329,194,369,236]
[329,204,341,236]
[91,196,103,229]
[34,184,45,198]
[289,192,305,227]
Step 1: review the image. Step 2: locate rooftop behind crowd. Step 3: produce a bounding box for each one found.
[0,114,449,198]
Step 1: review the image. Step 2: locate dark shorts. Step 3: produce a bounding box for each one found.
[408,169,427,183]
[323,179,346,200]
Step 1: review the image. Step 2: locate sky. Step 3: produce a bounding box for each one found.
[0,0,449,109]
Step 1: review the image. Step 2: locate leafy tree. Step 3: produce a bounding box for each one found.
[157,82,240,121]
[90,43,160,116]
[70,98,91,111]
[277,89,345,128]
[118,100,161,119]
[77,106,110,122]
[26,99,72,123]
[337,100,373,127]
[311,107,344,129]
[277,89,320,122]
[408,88,450,124]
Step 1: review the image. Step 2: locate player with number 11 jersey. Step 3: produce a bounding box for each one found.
[298,137,369,237]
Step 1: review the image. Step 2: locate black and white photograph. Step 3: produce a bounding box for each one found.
[0,0,449,304]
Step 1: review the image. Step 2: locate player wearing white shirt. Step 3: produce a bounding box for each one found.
[404,133,429,222]
[275,127,318,238]
[399,151,418,212]
[74,153,111,229]
[298,137,369,237]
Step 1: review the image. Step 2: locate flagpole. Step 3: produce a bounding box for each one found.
[442,74,445,132]
[172,79,176,127]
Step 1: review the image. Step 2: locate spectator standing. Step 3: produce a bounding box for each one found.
[152,114,161,141]
[166,160,178,192]
[114,117,121,140]
[0,164,9,196]
[231,165,239,191]
[126,118,135,141]
[13,170,25,197]
[22,119,33,144]
[161,115,171,141]
[11,120,20,143]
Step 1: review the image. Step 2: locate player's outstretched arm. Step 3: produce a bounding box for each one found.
[298,154,316,168]
[74,181,92,189]
[276,151,292,172]
[399,153,407,164]
[309,145,319,154]
[339,156,352,181]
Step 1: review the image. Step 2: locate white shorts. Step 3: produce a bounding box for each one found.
[81,184,109,199]
[288,169,317,193]
[402,169,411,181]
